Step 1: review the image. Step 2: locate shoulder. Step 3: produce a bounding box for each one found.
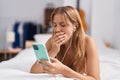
[85,35,95,45]
[84,35,100,80]
[85,35,98,56]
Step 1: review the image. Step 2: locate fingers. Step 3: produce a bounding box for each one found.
[44,67,55,74]
[40,60,55,73]
[54,34,66,41]
[41,58,60,74]
[50,57,58,62]
[52,32,67,45]
[36,60,41,64]
[38,58,58,66]
[42,63,55,74]
[53,31,64,37]
[37,59,49,66]
[54,32,64,37]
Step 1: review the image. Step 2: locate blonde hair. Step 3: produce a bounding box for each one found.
[51,6,86,73]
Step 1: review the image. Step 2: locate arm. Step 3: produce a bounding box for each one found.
[46,32,67,57]
[61,36,100,80]
[42,36,100,80]
[85,36,100,80]
[30,38,52,73]
[45,37,57,57]
[30,34,62,73]
[30,61,44,73]
[31,32,70,73]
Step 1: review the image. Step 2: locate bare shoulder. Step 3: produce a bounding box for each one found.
[85,35,98,56]
[85,36,100,80]
[85,35,97,46]
[85,35,95,44]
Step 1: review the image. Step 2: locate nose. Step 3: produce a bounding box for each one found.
[54,26,61,32]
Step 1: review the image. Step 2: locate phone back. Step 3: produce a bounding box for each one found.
[32,43,50,61]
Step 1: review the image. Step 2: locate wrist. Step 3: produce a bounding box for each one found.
[61,66,78,78]
[49,49,58,57]
[61,65,71,75]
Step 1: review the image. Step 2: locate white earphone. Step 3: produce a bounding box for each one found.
[73,26,76,32]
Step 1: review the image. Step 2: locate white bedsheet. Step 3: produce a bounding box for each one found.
[0,36,120,80]
[0,68,74,80]
[100,61,120,80]
[0,33,75,80]
[98,47,120,80]
[0,48,75,80]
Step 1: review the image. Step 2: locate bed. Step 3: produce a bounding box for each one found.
[0,34,120,80]
[94,37,120,80]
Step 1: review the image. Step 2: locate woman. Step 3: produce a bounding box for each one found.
[30,6,100,80]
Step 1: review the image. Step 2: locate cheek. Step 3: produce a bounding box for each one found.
[66,28,73,36]
[65,31,73,40]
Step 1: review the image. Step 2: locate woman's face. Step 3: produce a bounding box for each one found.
[52,14,75,44]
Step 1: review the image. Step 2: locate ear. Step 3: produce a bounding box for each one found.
[73,23,78,32]
[73,26,76,32]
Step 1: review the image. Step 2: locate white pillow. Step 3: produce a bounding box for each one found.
[34,34,52,44]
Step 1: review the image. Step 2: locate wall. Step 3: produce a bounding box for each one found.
[63,0,76,8]
[91,0,114,43]
[0,18,15,49]
[0,0,63,23]
[0,0,64,49]
[112,0,120,49]
[80,0,92,35]
[91,0,120,50]
[1,0,120,50]
[0,0,91,49]
[63,0,92,35]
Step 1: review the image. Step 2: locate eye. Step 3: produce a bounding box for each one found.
[52,23,57,27]
[60,23,66,27]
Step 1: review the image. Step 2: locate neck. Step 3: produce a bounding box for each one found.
[65,35,73,48]
[64,42,69,48]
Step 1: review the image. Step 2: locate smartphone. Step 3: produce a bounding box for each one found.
[32,43,50,65]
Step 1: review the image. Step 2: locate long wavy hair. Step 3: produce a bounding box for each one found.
[51,6,86,73]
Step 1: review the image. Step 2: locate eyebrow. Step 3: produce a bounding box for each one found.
[53,21,69,25]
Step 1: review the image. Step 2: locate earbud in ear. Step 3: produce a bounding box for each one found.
[73,27,76,32]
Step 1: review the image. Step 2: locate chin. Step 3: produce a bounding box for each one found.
[62,38,70,45]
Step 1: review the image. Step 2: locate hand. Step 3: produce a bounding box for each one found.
[30,60,45,73]
[50,32,67,55]
[41,57,67,74]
